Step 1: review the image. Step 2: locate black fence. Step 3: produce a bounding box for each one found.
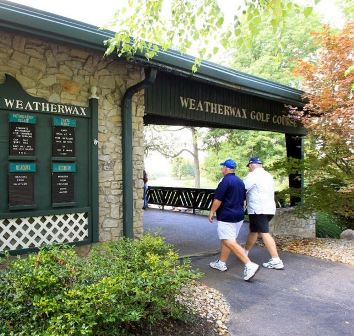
[146,186,285,213]
[146,186,214,214]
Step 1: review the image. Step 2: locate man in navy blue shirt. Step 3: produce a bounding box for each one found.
[209,159,259,281]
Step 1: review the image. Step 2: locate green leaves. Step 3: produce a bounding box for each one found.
[226,1,322,87]
[203,129,287,185]
[0,236,200,335]
[304,6,313,17]
[103,0,319,71]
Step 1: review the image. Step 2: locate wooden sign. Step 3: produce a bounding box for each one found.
[52,163,76,204]
[52,117,76,157]
[8,163,36,206]
[9,113,36,156]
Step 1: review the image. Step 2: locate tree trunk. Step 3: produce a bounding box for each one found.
[191,127,201,188]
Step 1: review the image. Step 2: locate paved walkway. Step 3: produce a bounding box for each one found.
[144,209,354,336]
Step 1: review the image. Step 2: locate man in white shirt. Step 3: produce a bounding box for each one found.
[243,157,284,270]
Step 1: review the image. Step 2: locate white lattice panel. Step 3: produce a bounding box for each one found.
[0,212,88,252]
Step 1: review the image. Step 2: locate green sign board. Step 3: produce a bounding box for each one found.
[0,74,99,254]
[53,117,77,127]
[9,113,37,124]
[145,72,306,135]
[9,162,36,172]
[52,163,77,173]
[0,75,90,118]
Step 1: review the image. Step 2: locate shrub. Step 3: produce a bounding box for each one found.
[0,235,200,336]
[316,212,346,238]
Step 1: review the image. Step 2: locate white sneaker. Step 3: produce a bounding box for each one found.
[209,260,228,272]
[262,258,284,270]
[243,262,259,281]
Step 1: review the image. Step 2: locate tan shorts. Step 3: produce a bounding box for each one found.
[217,220,243,240]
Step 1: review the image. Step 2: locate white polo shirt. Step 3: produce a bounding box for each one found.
[243,167,276,215]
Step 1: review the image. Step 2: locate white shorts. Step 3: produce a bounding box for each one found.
[217,220,243,240]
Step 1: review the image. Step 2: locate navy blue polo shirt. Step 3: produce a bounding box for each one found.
[214,173,246,222]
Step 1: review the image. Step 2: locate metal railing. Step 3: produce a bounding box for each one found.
[146,186,286,213]
[146,186,214,214]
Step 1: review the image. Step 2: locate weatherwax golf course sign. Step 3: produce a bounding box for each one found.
[0,74,98,254]
[145,72,306,135]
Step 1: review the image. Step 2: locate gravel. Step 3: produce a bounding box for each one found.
[177,281,231,336]
[266,235,354,266]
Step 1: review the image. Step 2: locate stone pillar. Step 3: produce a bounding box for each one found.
[270,208,316,238]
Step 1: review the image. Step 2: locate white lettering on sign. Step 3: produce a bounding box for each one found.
[179,96,296,127]
[16,164,31,171]
[3,98,87,116]
[4,98,15,108]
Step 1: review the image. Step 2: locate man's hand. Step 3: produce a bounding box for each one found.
[208,199,221,223]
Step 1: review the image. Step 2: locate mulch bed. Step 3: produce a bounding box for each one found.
[122,281,231,335]
[124,315,219,336]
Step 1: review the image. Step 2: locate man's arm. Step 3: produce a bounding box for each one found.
[208,199,222,223]
[243,173,255,192]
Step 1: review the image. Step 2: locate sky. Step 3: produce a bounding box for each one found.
[8,0,344,28]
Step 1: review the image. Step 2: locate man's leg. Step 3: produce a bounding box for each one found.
[244,232,258,253]
[219,219,244,262]
[215,220,239,263]
[222,239,259,280]
[261,232,284,269]
[244,215,260,255]
[210,221,259,280]
[210,242,229,271]
[260,224,284,270]
[143,184,148,209]
[219,242,230,262]
[260,232,279,258]
[222,239,250,265]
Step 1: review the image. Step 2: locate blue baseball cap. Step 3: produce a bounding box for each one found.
[246,157,263,167]
[220,159,237,169]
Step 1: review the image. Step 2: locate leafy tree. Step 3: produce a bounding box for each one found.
[144,126,204,187]
[203,129,287,186]
[104,0,319,71]
[200,5,322,193]
[225,5,322,86]
[171,157,195,180]
[290,23,354,220]
[336,0,354,21]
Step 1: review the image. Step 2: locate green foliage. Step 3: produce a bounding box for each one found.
[0,235,200,336]
[202,129,287,185]
[226,4,322,86]
[272,136,354,221]
[316,212,346,238]
[336,0,354,21]
[289,24,354,221]
[171,157,195,179]
[104,0,319,71]
[104,0,225,70]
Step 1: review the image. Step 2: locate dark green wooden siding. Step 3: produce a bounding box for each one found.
[145,72,306,135]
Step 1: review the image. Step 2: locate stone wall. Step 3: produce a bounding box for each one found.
[0,30,145,242]
[270,207,316,238]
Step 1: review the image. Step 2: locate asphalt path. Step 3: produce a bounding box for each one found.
[144,209,354,336]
